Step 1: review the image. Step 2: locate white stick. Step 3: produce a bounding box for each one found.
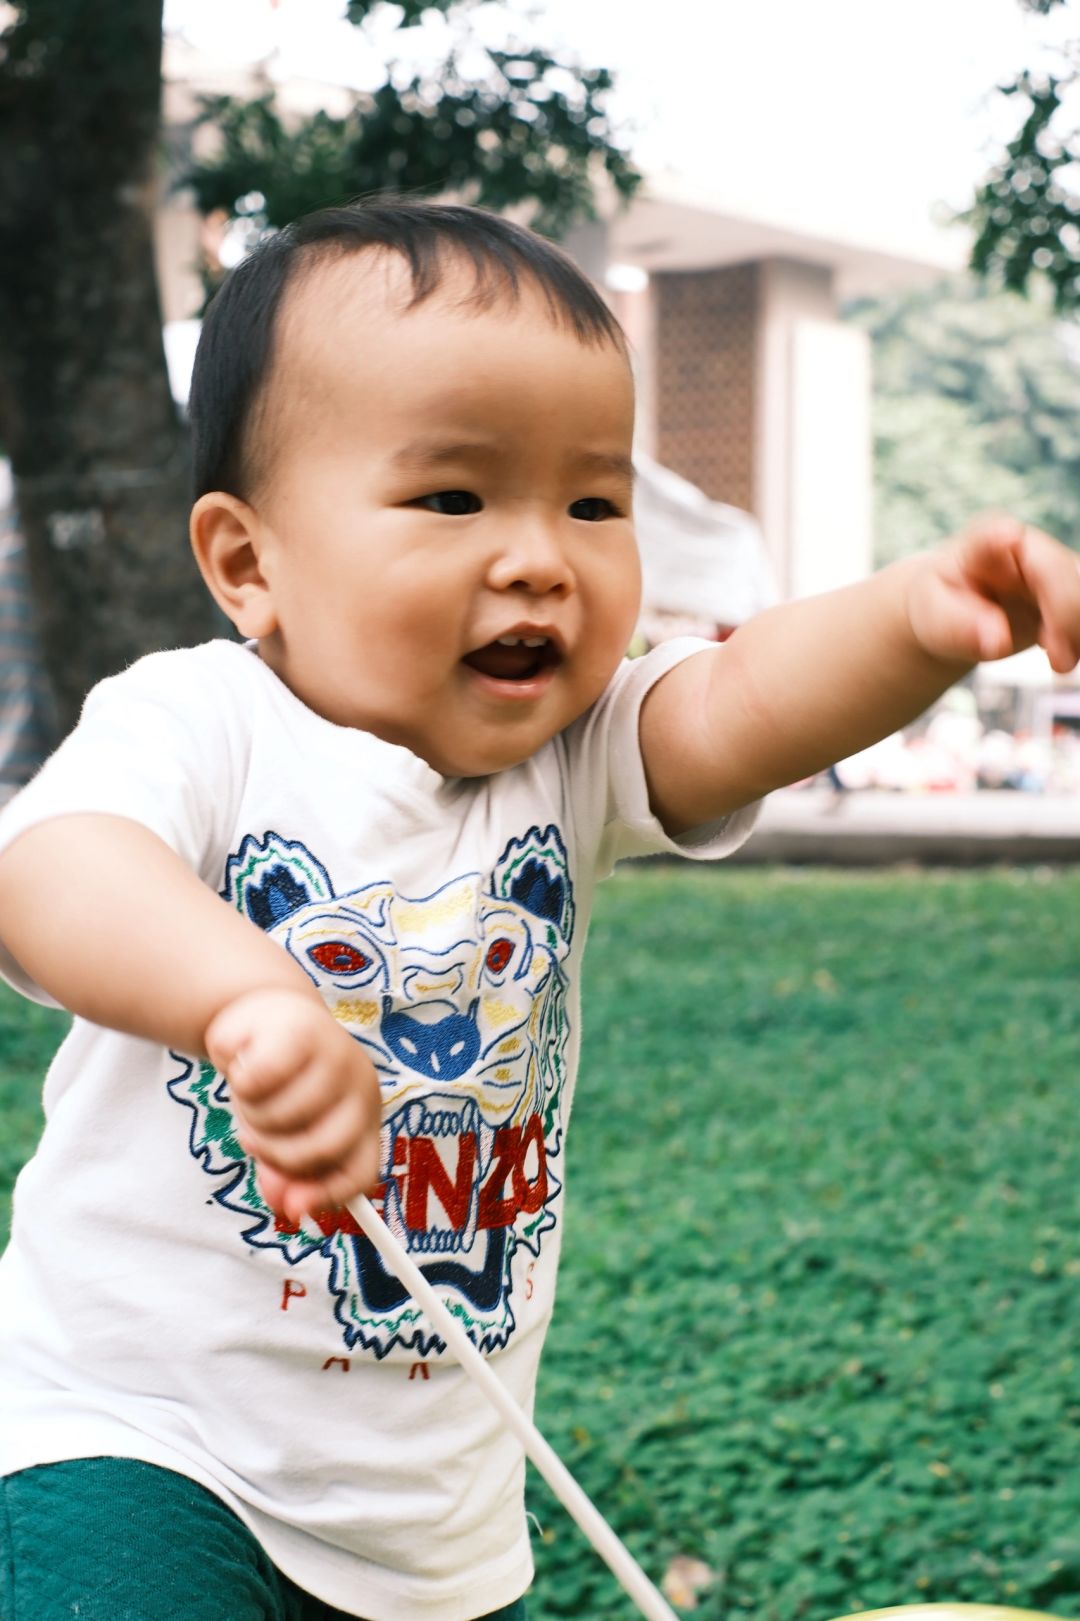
[347,1195,680,1621]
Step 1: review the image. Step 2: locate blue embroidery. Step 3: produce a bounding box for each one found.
[380,995,482,1082]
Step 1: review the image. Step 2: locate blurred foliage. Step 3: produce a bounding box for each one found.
[846,277,1080,563]
[967,1,1080,310]
[0,990,67,1242]
[183,0,642,275]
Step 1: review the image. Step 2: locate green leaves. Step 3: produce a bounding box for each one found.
[0,992,69,1242]
[345,0,458,25]
[968,67,1080,314]
[967,0,1080,316]
[184,1,641,269]
[529,868,1080,1618]
[847,278,1080,565]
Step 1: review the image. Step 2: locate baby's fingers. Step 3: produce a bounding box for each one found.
[242,1088,378,1184]
[254,1139,380,1228]
[230,1056,338,1137]
[282,1141,382,1224]
[958,518,1080,670]
[205,989,322,1104]
[252,1162,294,1222]
[910,563,1016,665]
[1019,527,1080,672]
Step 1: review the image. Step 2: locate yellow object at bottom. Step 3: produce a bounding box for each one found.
[830,1606,1073,1621]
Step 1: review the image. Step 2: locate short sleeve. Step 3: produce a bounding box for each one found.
[564,638,761,880]
[0,643,249,1003]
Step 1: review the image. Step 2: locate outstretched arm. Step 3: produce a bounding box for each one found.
[640,517,1080,832]
[0,814,381,1223]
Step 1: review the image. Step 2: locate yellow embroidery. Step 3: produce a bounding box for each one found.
[333,999,379,1027]
[395,881,477,932]
[483,996,520,1028]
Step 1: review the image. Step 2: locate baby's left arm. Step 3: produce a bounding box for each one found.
[639,516,1080,833]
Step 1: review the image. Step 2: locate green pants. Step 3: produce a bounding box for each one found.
[0,1457,529,1620]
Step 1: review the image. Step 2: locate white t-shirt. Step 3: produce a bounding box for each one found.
[0,638,756,1621]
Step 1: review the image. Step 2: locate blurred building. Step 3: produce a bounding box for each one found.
[569,175,958,604]
[974,647,1080,740]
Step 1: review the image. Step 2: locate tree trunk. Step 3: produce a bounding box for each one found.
[0,0,218,738]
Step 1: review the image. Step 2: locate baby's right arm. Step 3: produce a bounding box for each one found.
[0,814,381,1223]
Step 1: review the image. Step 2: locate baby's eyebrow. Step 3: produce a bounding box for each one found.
[572,451,635,484]
[390,441,635,483]
[391,439,496,470]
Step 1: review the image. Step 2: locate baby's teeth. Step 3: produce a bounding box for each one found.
[495,634,549,648]
[522,636,548,648]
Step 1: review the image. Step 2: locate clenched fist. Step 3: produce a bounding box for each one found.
[205,987,381,1227]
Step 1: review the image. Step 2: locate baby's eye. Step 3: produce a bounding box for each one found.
[569,497,619,522]
[414,490,483,516]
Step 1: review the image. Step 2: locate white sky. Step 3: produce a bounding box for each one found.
[163,0,1079,261]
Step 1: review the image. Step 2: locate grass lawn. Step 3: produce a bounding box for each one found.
[3,866,1080,1620]
[0,988,67,1240]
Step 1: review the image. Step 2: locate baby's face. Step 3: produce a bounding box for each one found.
[247,254,641,776]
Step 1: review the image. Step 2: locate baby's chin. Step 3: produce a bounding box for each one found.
[424,734,559,780]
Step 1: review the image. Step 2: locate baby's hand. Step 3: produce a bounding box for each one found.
[205,987,381,1227]
[907,514,1080,673]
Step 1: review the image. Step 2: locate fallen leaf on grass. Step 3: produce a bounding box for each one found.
[661,1555,716,1609]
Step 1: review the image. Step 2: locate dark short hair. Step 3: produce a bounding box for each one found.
[188,199,627,501]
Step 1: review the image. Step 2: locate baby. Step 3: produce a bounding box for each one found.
[0,200,1077,1621]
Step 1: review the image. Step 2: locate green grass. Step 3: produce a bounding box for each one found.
[0,987,68,1239]
[531,867,1080,1619]
[3,867,1080,1621]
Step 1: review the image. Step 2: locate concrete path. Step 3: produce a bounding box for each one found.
[730,788,1080,865]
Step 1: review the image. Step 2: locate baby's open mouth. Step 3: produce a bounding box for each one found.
[463,634,561,683]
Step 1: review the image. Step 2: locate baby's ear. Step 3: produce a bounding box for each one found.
[190,492,277,639]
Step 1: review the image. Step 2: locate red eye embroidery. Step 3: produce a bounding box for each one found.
[308,941,370,974]
[485,938,513,974]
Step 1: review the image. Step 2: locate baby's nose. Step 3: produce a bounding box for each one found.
[487,520,574,595]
